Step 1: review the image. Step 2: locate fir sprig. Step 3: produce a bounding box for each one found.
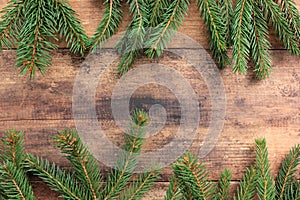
[197,0,229,69]
[55,0,89,56]
[116,0,149,75]
[16,0,58,78]
[234,167,257,200]
[164,176,181,200]
[120,169,161,200]
[264,0,300,55]
[0,0,24,51]
[25,155,88,200]
[216,169,232,200]
[100,110,151,200]
[89,0,122,51]
[219,0,233,47]
[145,0,190,58]
[54,129,102,200]
[173,152,216,199]
[0,131,35,200]
[275,144,300,200]
[255,138,275,200]
[232,0,253,74]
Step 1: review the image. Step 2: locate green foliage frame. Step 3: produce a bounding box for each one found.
[0,0,299,78]
[0,111,299,199]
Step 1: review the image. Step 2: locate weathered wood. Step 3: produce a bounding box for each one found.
[0,0,299,199]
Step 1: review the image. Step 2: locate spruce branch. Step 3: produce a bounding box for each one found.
[54,129,102,200]
[116,0,149,75]
[0,161,35,200]
[120,168,161,200]
[197,0,229,69]
[232,0,253,74]
[216,169,232,200]
[101,110,149,200]
[145,0,190,58]
[250,1,272,79]
[0,131,35,200]
[54,0,89,56]
[90,0,122,51]
[275,144,300,200]
[278,0,300,42]
[219,0,233,47]
[0,0,24,51]
[148,0,169,27]
[234,167,257,200]
[16,0,58,78]
[164,176,181,200]
[264,0,300,55]
[255,138,275,200]
[25,154,88,200]
[173,152,216,200]
[0,130,25,166]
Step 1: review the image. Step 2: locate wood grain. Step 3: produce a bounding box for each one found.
[0,0,299,199]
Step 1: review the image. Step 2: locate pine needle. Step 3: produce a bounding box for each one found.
[54,129,102,200]
[216,169,232,200]
[55,0,89,56]
[232,0,253,74]
[234,167,257,200]
[90,0,122,51]
[255,138,275,200]
[25,154,88,200]
[198,0,229,69]
[275,144,300,200]
[164,176,181,200]
[172,152,216,200]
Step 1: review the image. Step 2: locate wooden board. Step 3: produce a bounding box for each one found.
[0,0,300,199]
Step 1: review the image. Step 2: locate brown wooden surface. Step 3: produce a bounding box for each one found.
[0,0,300,199]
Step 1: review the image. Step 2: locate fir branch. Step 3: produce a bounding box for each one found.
[264,0,300,55]
[54,0,89,56]
[278,0,300,42]
[255,138,275,200]
[25,154,88,200]
[234,167,257,200]
[90,0,122,51]
[283,179,300,200]
[0,130,25,166]
[120,169,161,200]
[54,129,102,200]
[219,0,233,47]
[232,0,253,74]
[148,0,169,27]
[101,110,149,200]
[197,0,229,69]
[164,176,181,200]
[173,152,216,200]
[16,0,58,78]
[275,144,300,200]
[250,0,272,79]
[216,169,232,200]
[116,0,149,75]
[0,161,35,200]
[145,0,190,58]
[0,0,24,51]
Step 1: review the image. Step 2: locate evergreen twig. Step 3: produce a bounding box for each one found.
[90,0,122,51]
[164,176,181,200]
[234,167,257,200]
[54,129,102,200]
[173,152,216,199]
[216,169,232,200]
[197,0,229,69]
[275,144,300,200]
[255,138,275,200]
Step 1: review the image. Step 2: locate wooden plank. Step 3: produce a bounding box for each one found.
[0,49,299,181]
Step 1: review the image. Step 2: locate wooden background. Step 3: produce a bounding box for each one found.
[0,0,300,199]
